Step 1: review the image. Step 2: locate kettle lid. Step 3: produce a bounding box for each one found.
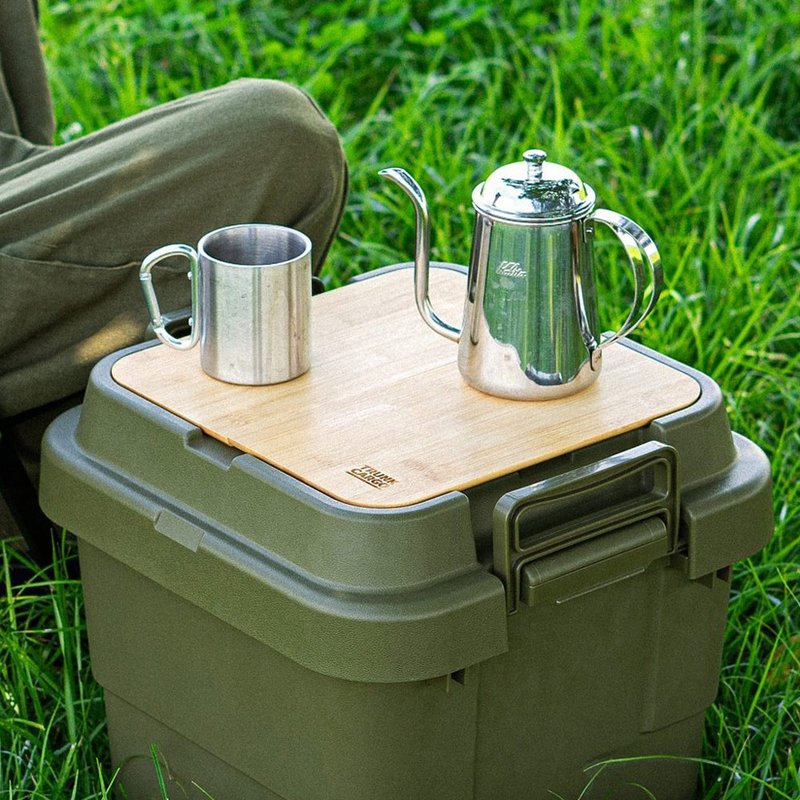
[472,149,596,223]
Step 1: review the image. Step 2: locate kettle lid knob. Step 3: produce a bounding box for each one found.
[523,149,547,181]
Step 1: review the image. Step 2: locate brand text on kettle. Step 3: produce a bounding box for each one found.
[496,260,526,277]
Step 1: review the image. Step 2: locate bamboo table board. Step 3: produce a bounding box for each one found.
[112,268,701,508]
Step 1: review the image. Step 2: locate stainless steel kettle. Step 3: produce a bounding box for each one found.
[379,149,663,400]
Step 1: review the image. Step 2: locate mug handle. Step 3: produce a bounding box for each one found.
[139,244,200,350]
[590,209,663,352]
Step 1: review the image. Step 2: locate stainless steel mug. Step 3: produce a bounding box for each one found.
[140,223,312,385]
[381,149,662,400]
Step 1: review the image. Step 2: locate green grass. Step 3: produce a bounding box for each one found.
[2,0,799,797]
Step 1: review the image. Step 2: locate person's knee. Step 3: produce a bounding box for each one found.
[210,79,346,195]
[192,79,347,271]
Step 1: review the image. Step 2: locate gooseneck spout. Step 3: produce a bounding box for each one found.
[378,168,461,342]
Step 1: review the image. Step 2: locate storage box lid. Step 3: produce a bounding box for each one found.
[111,267,701,508]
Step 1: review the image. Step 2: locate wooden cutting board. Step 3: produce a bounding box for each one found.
[112,267,701,508]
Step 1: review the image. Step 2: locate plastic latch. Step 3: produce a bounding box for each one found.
[520,517,668,606]
[492,441,679,614]
[154,509,206,552]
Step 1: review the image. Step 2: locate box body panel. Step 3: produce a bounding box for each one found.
[82,543,479,800]
[473,564,730,799]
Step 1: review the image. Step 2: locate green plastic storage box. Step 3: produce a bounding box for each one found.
[39,270,772,800]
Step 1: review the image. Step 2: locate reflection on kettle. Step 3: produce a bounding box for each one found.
[380,149,663,400]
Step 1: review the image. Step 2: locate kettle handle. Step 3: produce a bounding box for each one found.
[590,209,663,352]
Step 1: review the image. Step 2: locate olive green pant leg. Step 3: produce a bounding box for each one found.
[0,78,348,424]
[0,0,55,145]
[0,0,56,538]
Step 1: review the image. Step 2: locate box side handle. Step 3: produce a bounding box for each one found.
[492,441,679,614]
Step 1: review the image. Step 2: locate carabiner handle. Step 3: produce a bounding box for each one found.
[139,243,200,350]
[591,209,663,351]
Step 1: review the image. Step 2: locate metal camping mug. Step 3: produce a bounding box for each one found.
[139,223,312,385]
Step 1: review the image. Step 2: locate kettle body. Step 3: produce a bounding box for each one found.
[460,211,601,398]
[380,150,662,400]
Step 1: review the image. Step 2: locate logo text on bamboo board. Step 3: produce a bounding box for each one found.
[346,465,398,489]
